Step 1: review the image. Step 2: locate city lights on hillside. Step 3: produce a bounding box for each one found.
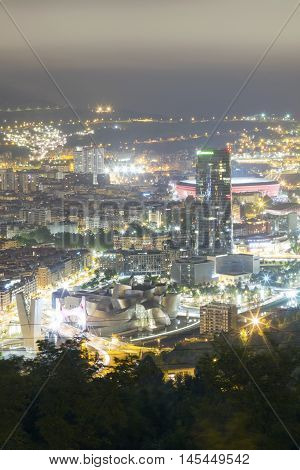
[3,124,66,158]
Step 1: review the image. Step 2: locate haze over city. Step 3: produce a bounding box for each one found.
[0,0,299,115]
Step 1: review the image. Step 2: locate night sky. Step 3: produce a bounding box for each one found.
[0,0,299,115]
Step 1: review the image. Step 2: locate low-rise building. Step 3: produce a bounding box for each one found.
[19,208,51,226]
[171,253,260,286]
[113,232,170,251]
[235,234,290,255]
[212,253,260,276]
[100,248,191,276]
[0,239,20,250]
[171,257,217,286]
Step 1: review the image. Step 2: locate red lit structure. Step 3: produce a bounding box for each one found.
[176,177,280,200]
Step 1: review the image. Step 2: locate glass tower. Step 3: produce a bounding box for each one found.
[196,148,232,255]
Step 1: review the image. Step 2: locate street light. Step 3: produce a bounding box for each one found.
[251,316,260,326]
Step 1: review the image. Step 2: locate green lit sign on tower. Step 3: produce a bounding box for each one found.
[196,150,214,156]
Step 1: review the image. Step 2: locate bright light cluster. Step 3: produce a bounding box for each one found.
[108,164,144,175]
[95,105,113,113]
[3,124,67,158]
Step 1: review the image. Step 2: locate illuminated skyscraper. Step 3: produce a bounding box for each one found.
[196,148,232,254]
[74,146,105,184]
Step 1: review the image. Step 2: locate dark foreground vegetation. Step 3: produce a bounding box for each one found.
[0,339,299,450]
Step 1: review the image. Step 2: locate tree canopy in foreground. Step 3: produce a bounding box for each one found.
[0,338,299,450]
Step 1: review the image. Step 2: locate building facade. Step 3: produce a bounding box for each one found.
[171,257,216,286]
[196,149,232,255]
[213,253,260,275]
[74,146,104,184]
[200,302,237,335]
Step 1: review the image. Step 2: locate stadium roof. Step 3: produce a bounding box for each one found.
[179,177,277,185]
